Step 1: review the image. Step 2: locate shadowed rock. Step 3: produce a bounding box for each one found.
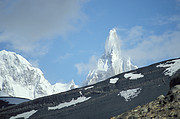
[111,74,180,119]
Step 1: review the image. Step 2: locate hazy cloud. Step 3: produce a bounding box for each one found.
[75,55,98,75]
[118,26,145,49]
[152,15,180,26]
[0,0,87,55]
[56,53,73,63]
[75,23,180,75]
[121,26,180,66]
[176,0,180,4]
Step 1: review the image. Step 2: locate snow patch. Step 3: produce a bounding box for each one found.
[84,86,94,90]
[10,110,37,119]
[48,96,91,110]
[124,72,144,80]
[0,91,9,97]
[79,91,82,95]
[156,59,180,76]
[52,80,78,94]
[109,78,119,84]
[118,88,141,101]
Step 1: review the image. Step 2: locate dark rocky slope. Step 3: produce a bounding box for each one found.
[111,74,180,119]
[0,97,30,109]
[0,58,180,119]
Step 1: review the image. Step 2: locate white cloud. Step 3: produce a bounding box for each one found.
[75,55,98,75]
[121,26,180,66]
[56,53,73,63]
[75,23,180,75]
[177,0,180,4]
[152,15,180,26]
[119,26,145,49]
[0,0,87,55]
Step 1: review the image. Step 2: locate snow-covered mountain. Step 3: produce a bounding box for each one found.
[84,28,137,85]
[0,50,78,99]
[0,90,10,97]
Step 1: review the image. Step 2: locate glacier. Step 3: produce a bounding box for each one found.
[84,28,137,85]
[0,50,78,99]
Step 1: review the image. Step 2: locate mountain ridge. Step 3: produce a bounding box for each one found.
[0,50,78,99]
[0,57,179,119]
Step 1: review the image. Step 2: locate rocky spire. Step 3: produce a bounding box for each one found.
[84,28,137,85]
[105,28,121,56]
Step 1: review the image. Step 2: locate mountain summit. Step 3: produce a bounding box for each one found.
[84,28,137,85]
[0,50,78,99]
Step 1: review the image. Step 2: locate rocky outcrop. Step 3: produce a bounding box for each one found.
[111,74,180,119]
[170,74,180,88]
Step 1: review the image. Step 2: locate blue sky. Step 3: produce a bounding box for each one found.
[0,0,180,85]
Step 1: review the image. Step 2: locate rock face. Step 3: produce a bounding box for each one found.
[84,29,137,85]
[0,50,78,99]
[170,74,180,88]
[0,58,179,119]
[111,74,180,119]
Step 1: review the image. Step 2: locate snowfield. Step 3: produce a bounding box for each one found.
[118,88,141,101]
[48,96,91,110]
[0,91,9,97]
[109,78,119,84]
[10,110,37,119]
[156,59,180,76]
[124,72,144,80]
[84,86,94,90]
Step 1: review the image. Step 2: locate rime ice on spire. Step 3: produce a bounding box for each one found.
[105,28,121,55]
[84,28,137,85]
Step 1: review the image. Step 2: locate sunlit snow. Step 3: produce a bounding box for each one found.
[84,86,94,90]
[124,72,144,80]
[0,91,9,97]
[48,96,91,110]
[156,59,180,76]
[84,28,137,85]
[10,110,37,119]
[0,50,78,99]
[118,88,141,101]
[79,91,82,95]
[109,78,119,84]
